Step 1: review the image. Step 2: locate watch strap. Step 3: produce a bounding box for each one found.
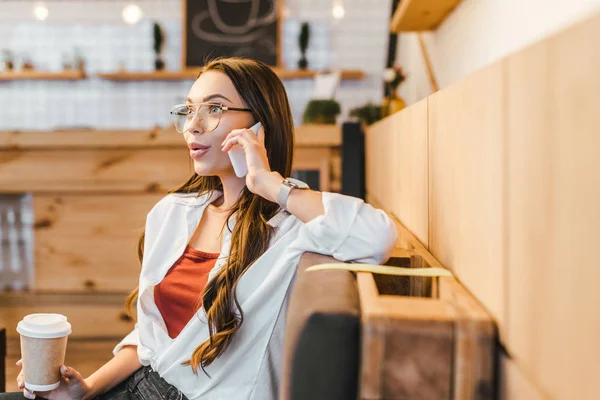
[277,180,294,210]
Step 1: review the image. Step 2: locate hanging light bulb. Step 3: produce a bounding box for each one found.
[122,4,143,25]
[33,3,49,21]
[332,0,345,20]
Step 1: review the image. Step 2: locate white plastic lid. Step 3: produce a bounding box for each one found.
[17,314,72,339]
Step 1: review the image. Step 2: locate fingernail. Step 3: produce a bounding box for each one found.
[60,365,67,374]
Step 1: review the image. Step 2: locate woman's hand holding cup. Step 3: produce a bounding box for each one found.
[16,359,91,400]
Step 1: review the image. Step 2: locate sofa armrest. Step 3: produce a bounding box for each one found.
[280,252,361,400]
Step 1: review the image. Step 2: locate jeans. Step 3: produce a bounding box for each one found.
[0,366,187,400]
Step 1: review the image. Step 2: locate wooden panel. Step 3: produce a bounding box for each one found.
[294,124,341,147]
[438,275,496,399]
[428,63,506,333]
[391,0,464,32]
[358,272,453,399]
[0,126,339,150]
[0,148,191,193]
[0,293,134,340]
[33,194,159,291]
[498,355,550,400]
[365,102,429,247]
[0,128,183,150]
[365,118,396,211]
[393,99,428,246]
[391,215,427,251]
[505,13,600,400]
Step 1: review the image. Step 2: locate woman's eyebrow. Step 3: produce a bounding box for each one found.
[185,94,232,103]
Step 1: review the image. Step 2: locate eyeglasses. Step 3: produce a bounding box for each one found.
[169,102,253,133]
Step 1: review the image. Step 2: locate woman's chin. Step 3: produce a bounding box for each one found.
[192,161,230,177]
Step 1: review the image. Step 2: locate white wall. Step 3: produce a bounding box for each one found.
[397,0,600,105]
[0,0,392,130]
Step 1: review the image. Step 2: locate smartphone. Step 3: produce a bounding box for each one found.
[228,121,262,177]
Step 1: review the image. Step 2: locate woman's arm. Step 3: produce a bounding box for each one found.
[255,170,325,223]
[84,345,142,399]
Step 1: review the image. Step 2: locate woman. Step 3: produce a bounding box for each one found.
[9,57,397,400]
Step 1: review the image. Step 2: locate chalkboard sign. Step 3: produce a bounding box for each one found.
[183,0,280,67]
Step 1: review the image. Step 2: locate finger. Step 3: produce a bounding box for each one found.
[23,389,35,399]
[17,371,24,389]
[61,365,84,384]
[16,359,22,367]
[222,127,259,146]
[221,136,239,152]
[222,134,257,153]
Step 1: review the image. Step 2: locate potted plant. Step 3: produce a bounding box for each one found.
[298,22,310,70]
[381,64,407,117]
[153,21,165,70]
[349,102,383,126]
[303,99,341,124]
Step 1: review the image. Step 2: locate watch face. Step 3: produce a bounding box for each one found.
[286,178,309,189]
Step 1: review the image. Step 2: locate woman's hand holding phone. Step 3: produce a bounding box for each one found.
[221,122,282,200]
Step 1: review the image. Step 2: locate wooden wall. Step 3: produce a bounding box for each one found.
[365,12,600,400]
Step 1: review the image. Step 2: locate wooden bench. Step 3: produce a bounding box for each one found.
[281,218,496,400]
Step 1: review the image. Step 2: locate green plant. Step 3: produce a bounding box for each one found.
[153,22,164,55]
[303,99,341,124]
[349,102,383,126]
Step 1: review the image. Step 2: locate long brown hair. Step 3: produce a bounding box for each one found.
[125,57,294,375]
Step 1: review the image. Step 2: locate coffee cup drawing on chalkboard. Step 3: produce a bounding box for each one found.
[185,0,279,67]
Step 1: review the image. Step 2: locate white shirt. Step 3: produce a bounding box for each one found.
[113,190,398,400]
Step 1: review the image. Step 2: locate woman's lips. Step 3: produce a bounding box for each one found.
[190,147,210,159]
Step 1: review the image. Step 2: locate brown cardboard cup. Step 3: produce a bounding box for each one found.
[17,314,72,392]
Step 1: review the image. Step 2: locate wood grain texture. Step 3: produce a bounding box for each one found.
[0,292,134,341]
[438,275,496,399]
[428,62,506,334]
[365,101,429,247]
[505,13,600,400]
[0,125,340,150]
[33,194,159,291]
[0,128,183,150]
[365,118,397,213]
[0,148,191,193]
[391,0,463,32]
[358,272,454,400]
[394,99,428,246]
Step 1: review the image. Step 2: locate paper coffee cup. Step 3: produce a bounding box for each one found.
[17,313,72,391]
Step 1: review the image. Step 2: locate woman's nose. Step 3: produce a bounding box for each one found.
[186,113,204,134]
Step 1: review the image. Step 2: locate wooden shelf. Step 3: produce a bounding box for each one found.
[97,68,365,81]
[0,69,86,81]
[391,0,463,32]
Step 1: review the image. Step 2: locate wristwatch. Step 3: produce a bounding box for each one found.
[276,178,309,210]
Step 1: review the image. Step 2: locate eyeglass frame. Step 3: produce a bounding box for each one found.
[169,101,254,133]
